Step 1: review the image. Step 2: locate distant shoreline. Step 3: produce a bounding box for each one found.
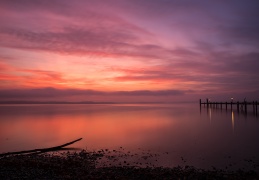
[0,101,116,105]
[0,101,196,105]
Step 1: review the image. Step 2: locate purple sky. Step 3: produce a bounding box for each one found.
[0,0,259,102]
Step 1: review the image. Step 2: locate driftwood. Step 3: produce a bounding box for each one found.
[0,138,82,157]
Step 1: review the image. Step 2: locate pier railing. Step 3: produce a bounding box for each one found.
[199,99,258,115]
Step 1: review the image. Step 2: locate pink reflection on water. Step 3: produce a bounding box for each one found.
[1,104,259,170]
[0,104,175,153]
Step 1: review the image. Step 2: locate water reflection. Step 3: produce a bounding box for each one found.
[234,110,235,134]
[0,104,176,153]
[1,104,259,170]
[200,104,258,135]
[208,107,212,123]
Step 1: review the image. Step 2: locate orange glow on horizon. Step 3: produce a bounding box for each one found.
[0,51,187,91]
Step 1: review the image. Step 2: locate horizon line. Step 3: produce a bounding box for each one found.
[0,100,197,104]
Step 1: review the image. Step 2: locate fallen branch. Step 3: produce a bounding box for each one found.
[0,138,82,157]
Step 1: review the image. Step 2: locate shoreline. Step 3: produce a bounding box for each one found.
[1,150,258,179]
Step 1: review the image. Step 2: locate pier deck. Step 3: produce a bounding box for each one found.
[199,99,258,115]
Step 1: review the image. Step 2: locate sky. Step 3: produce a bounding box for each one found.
[0,0,259,102]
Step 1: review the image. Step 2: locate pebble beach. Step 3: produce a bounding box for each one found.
[1,149,258,180]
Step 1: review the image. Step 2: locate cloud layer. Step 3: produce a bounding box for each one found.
[0,0,259,102]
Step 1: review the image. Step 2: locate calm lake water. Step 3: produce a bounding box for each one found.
[0,103,259,170]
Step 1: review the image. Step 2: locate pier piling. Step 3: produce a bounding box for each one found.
[199,99,258,115]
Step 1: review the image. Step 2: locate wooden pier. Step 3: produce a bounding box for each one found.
[199,99,258,115]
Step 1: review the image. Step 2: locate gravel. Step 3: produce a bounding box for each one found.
[0,150,258,179]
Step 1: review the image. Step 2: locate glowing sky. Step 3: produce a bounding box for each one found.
[0,0,259,102]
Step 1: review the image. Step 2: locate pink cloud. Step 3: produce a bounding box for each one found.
[0,0,259,101]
